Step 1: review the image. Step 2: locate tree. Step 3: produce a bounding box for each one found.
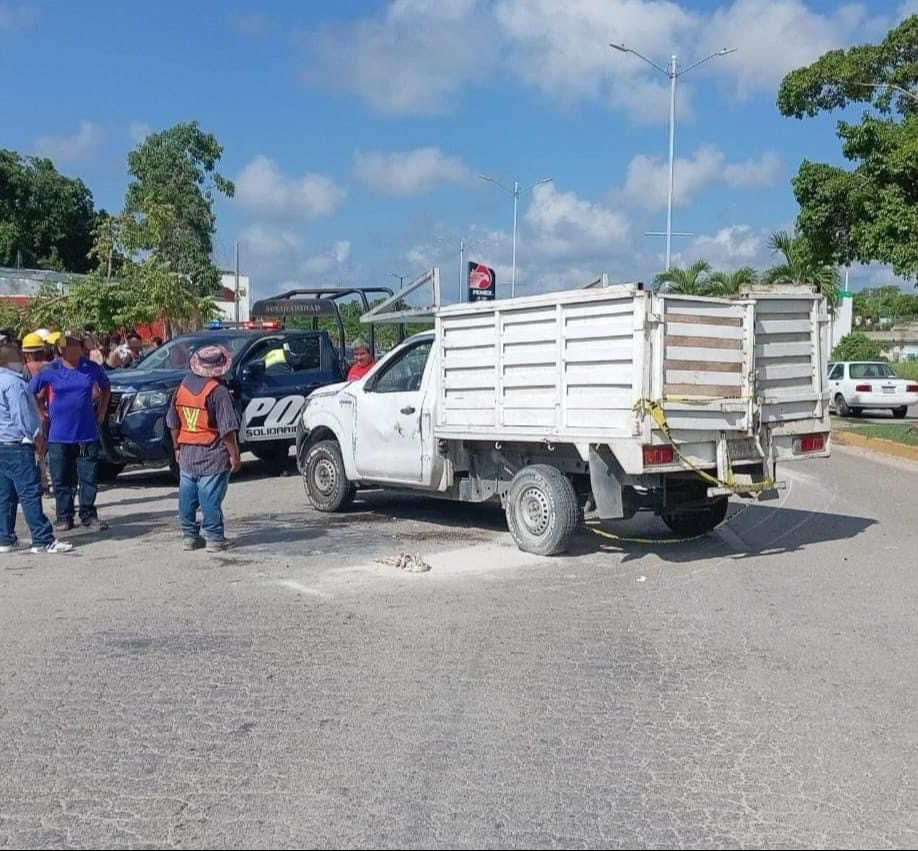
[853,285,918,325]
[777,16,918,282]
[831,332,887,362]
[763,230,840,304]
[708,266,758,297]
[0,149,96,271]
[124,122,234,296]
[652,260,714,295]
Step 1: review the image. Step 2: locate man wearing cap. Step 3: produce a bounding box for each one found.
[0,343,73,554]
[30,331,111,532]
[347,336,376,381]
[166,344,242,553]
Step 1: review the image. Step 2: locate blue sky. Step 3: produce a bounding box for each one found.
[1,0,914,299]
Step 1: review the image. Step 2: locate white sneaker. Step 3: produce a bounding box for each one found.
[31,539,74,554]
[0,541,27,553]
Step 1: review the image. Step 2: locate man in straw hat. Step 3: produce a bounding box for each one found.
[167,344,241,553]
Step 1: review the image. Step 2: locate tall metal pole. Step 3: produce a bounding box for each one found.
[511,181,519,298]
[234,240,240,324]
[458,239,464,303]
[665,55,677,272]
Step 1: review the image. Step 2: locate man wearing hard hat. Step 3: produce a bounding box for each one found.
[21,333,49,381]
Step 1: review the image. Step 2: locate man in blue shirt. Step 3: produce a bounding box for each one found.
[0,343,73,554]
[31,331,111,532]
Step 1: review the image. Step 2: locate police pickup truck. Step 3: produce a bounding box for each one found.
[101,327,346,480]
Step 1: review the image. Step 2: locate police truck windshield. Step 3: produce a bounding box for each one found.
[132,336,250,372]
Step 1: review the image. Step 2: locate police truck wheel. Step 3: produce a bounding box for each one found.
[505,465,580,556]
[303,440,354,512]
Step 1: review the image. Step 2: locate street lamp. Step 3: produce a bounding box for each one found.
[610,43,737,271]
[479,175,553,298]
[388,271,409,287]
[437,236,471,303]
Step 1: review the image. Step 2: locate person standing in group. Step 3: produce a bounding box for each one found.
[126,331,144,364]
[167,345,241,553]
[346,336,376,381]
[20,332,52,493]
[20,333,49,380]
[0,343,73,554]
[30,331,111,532]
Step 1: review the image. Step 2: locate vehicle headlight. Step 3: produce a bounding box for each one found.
[130,390,172,412]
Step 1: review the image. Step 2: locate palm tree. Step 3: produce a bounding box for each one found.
[652,259,713,295]
[707,266,758,297]
[763,230,839,304]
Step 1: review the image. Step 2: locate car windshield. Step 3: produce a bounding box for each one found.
[131,335,250,372]
[849,363,898,379]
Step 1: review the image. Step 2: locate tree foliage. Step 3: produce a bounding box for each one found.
[831,332,887,362]
[777,16,918,281]
[853,285,918,325]
[707,266,758,296]
[762,230,840,304]
[0,149,96,272]
[653,260,714,295]
[124,122,234,296]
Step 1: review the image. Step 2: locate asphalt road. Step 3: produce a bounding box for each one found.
[832,403,918,426]
[0,446,915,849]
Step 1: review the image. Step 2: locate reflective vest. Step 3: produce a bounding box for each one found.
[175,379,220,446]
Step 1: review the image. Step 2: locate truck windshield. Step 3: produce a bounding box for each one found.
[132,336,250,372]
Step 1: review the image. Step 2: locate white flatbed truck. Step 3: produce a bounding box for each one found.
[296,276,831,555]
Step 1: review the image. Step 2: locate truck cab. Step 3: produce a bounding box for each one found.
[102,328,345,479]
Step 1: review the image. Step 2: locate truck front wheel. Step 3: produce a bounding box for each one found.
[303,440,355,512]
[661,496,728,538]
[505,465,580,556]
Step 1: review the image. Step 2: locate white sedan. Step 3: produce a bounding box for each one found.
[827,361,918,418]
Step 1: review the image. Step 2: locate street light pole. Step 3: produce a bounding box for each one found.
[479,175,553,298]
[610,43,737,270]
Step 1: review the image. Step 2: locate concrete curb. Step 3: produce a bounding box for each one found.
[832,428,918,463]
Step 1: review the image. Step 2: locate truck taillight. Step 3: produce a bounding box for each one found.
[643,445,675,466]
[907,384,918,393]
[855,384,872,392]
[795,433,826,453]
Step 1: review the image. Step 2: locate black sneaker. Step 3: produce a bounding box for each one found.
[182,536,205,551]
[54,518,74,532]
[81,516,109,531]
[205,539,230,553]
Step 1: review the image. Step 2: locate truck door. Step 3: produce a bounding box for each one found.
[237,335,333,444]
[353,338,434,484]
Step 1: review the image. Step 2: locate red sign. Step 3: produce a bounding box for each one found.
[467,262,496,301]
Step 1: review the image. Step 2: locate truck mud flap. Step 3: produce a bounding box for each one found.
[589,446,638,520]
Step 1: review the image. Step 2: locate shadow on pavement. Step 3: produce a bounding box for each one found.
[576,503,877,564]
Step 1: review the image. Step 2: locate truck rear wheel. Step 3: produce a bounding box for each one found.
[661,496,728,538]
[505,465,580,556]
[303,440,355,512]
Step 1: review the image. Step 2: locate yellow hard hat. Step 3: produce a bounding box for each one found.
[21,332,45,351]
[46,331,63,345]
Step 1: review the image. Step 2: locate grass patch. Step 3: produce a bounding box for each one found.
[891,360,918,381]
[845,423,918,447]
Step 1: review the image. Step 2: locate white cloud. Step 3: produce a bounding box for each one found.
[525,182,631,258]
[353,147,471,195]
[299,0,893,120]
[302,0,493,115]
[0,3,37,30]
[301,240,352,276]
[33,120,105,162]
[702,0,878,99]
[235,155,346,220]
[128,121,151,143]
[226,12,274,35]
[673,224,770,269]
[240,223,304,258]
[621,145,782,211]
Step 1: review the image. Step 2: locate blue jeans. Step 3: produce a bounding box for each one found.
[179,470,230,542]
[48,441,99,523]
[0,444,54,547]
